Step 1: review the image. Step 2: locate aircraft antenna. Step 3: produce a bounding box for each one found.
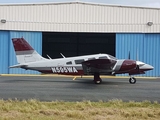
[47,54,52,59]
[60,53,66,58]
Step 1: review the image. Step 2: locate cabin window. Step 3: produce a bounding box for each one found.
[88,57,95,60]
[99,56,108,59]
[66,61,72,65]
[75,59,84,64]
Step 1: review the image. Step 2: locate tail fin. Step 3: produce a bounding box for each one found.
[12,38,45,64]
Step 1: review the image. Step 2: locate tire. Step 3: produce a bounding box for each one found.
[129,77,136,84]
[94,79,102,84]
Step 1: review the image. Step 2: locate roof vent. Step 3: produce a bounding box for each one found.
[1,19,6,23]
[147,22,153,26]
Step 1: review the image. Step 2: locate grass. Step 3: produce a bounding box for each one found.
[0,99,160,120]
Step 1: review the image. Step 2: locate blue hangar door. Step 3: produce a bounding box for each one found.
[0,31,42,74]
[116,33,160,77]
[0,31,9,74]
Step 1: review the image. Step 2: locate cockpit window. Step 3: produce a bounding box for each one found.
[108,55,117,60]
[75,59,84,64]
[66,61,72,65]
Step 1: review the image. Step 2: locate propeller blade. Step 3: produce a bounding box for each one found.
[136,61,140,73]
[128,51,130,59]
[137,65,140,73]
[136,49,138,61]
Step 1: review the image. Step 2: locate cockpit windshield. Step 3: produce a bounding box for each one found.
[108,55,117,60]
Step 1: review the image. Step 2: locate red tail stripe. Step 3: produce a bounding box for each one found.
[12,38,34,51]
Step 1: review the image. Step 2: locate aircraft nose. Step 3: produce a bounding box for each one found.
[140,64,154,70]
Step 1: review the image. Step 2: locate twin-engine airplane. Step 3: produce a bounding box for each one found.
[10,38,153,84]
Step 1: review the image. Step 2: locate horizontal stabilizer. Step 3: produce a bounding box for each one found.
[9,64,27,68]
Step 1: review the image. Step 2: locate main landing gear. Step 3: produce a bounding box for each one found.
[93,73,136,84]
[94,73,102,84]
[129,77,136,84]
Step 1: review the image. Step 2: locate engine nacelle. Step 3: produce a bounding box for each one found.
[113,59,137,72]
[119,60,137,72]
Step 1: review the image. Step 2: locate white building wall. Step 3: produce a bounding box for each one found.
[0,2,159,33]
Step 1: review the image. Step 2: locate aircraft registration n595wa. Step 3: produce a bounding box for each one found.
[10,38,154,84]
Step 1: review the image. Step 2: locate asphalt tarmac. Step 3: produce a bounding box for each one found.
[0,75,159,102]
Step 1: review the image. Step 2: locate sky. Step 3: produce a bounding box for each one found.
[0,0,160,8]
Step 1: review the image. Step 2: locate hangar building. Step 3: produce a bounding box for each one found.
[0,2,160,76]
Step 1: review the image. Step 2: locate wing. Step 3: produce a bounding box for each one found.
[82,58,117,75]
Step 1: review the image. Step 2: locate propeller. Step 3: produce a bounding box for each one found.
[128,51,130,59]
[135,49,140,73]
[136,49,138,61]
[128,49,138,60]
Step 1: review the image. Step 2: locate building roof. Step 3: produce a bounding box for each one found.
[0,1,160,10]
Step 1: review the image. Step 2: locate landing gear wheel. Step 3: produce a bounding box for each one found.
[94,73,102,84]
[94,79,102,84]
[129,77,136,84]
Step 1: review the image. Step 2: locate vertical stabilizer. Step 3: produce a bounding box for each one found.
[12,38,45,64]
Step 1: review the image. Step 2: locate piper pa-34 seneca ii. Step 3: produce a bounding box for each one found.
[10,38,154,84]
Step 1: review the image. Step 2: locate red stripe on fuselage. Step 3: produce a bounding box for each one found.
[12,38,34,51]
[39,70,84,75]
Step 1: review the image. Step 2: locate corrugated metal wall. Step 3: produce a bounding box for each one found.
[0,30,42,74]
[116,33,160,77]
[1,31,160,76]
[0,2,159,32]
[143,34,160,76]
[0,31,9,74]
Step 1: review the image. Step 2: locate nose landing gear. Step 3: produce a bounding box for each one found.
[129,77,136,84]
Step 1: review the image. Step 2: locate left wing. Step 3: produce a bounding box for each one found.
[82,58,116,75]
